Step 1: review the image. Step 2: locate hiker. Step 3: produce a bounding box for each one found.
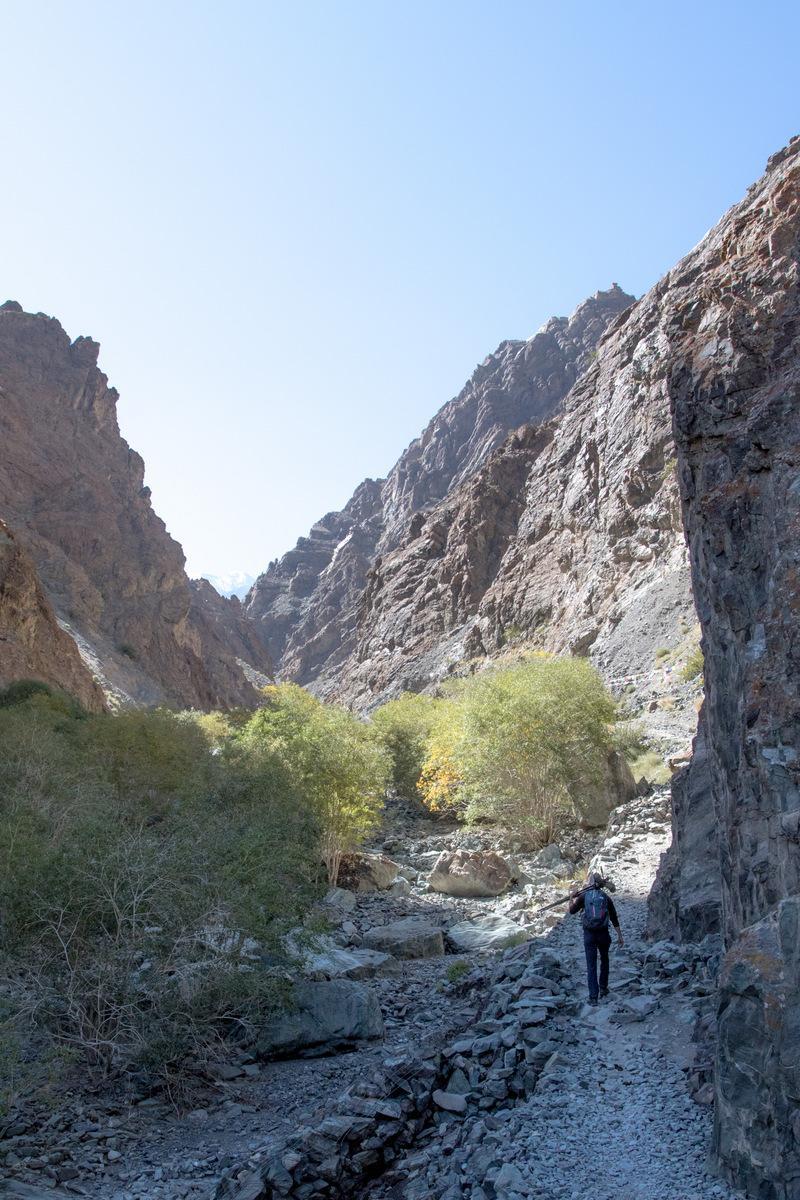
[569,872,624,1005]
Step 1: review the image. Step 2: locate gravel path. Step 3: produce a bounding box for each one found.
[3,789,742,1200]
[450,816,743,1200]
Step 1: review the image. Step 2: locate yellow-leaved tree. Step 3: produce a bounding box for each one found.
[417,655,617,843]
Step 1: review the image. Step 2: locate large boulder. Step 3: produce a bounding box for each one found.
[362,916,444,958]
[337,852,400,892]
[575,750,637,829]
[447,914,529,953]
[302,938,398,980]
[428,849,514,897]
[255,980,384,1058]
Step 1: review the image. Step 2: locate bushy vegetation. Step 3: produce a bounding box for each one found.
[627,748,671,786]
[240,684,390,885]
[370,692,440,800]
[0,658,620,1107]
[414,656,617,844]
[0,680,384,1108]
[680,645,704,682]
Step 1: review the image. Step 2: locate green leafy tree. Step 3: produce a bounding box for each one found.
[0,692,322,1099]
[370,692,441,799]
[419,655,617,843]
[241,685,390,884]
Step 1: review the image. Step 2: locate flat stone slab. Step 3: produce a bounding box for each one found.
[304,941,399,980]
[433,1088,467,1114]
[363,917,444,958]
[256,980,384,1058]
[447,914,529,953]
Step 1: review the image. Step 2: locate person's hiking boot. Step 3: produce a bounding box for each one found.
[588,997,599,1006]
[599,987,609,999]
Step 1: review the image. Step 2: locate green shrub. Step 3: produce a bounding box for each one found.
[614,720,649,762]
[0,678,55,707]
[419,655,617,843]
[0,697,322,1097]
[241,684,390,884]
[0,678,86,718]
[370,693,440,799]
[680,646,704,682]
[628,749,670,786]
[655,647,670,660]
[446,960,470,984]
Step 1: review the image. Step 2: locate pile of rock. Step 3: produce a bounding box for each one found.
[213,939,573,1200]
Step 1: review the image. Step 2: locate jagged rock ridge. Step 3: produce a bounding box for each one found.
[245,286,635,689]
[0,302,272,709]
[334,274,698,709]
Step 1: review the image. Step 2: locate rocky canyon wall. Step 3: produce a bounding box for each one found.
[0,519,106,711]
[339,272,696,711]
[0,302,271,709]
[244,286,635,694]
[662,137,800,1198]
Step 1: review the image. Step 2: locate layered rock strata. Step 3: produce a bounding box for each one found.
[0,302,271,708]
[244,287,635,691]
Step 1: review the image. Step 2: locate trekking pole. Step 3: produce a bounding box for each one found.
[530,877,615,918]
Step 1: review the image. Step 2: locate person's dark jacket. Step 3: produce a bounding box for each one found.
[568,889,620,930]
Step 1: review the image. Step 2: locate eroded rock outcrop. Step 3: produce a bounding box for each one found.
[0,302,271,708]
[0,519,106,711]
[244,287,634,692]
[648,713,721,942]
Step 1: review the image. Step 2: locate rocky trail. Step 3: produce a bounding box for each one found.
[2,777,742,1200]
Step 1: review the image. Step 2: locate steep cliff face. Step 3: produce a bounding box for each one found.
[0,520,106,711]
[337,270,695,710]
[660,137,800,1197]
[0,302,271,709]
[245,286,635,687]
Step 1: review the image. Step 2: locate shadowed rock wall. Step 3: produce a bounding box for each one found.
[663,136,800,1197]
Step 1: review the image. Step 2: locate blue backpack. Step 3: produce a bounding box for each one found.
[583,887,609,931]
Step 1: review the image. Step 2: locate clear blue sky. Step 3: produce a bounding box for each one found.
[1,1,797,583]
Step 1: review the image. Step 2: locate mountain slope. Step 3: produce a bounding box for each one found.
[0,302,271,709]
[244,285,634,689]
[0,519,106,710]
[333,280,695,709]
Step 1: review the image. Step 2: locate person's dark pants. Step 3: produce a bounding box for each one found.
[583,927,611,1000]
